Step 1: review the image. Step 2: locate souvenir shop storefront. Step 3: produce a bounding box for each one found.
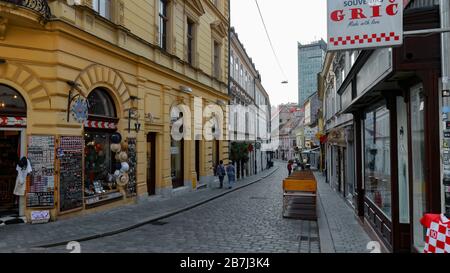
[30,85,137,222]
[0,77,138,223]
[337,5,442,252]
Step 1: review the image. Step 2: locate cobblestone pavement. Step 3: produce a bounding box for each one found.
[0,166,279,252]
[40,165,320,253]
[314,172,373,253]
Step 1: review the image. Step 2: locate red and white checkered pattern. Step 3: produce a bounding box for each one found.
[0,116,27,127]
[421,214,450,254]
[329,32,401,47]
[84,120,117,129]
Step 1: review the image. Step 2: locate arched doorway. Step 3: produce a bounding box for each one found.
[0,84,27,218]
[84,88,121,207]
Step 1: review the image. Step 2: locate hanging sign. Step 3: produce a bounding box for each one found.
[70,97,88,123]
[327,0,403,51]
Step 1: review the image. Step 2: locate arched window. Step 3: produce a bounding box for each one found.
[87,88,117,119]
[0,84,26,116]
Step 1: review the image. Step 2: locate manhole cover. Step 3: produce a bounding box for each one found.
[151,220,168,226]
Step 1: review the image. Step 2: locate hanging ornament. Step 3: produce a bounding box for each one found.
[120,162,130,173]
[111,133,122,144]
[121,141,129,151]
[111,143,121,153]
[119,152,128,162]
[116,173,129,187]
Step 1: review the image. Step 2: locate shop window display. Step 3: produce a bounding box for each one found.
[364,106,392,219]
[84,132,118,196]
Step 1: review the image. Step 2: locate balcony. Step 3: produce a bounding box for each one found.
[0,0,51,20]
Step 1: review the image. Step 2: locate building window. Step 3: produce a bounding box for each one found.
[93,0,111,20]
[187,19,195,65]
[87,88,117,119]
[159,0,168,51]
[0,84,26,116]
[364,106,391,219]
[213,41,221,79]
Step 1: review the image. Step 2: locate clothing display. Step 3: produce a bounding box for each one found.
[421,214,450,253]
[13,158,31,196]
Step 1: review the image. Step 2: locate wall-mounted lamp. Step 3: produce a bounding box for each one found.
[180,86,192,94]
[134,122,141,133]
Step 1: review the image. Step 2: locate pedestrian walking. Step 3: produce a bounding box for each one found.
[226,161,236,189]
[216,160,226,189]
[287,160,293,176]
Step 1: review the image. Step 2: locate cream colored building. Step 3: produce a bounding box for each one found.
[0,0,229,222]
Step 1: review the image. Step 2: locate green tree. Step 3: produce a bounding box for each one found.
[230,142,250,179]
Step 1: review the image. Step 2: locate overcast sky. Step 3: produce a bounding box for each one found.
[230,0,327,107]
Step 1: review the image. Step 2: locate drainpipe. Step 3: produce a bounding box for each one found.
[441,0,450,217]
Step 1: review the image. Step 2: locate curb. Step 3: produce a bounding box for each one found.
[32,166,280,249]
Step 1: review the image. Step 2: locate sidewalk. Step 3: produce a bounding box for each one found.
[314,172,375,253]
[0,166,279,253]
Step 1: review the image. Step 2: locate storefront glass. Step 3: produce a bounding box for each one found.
[410,84,427,251]
[170,138,183,188]
[84,88,119,201]
[84,132,118,195]
[364,106,392,219]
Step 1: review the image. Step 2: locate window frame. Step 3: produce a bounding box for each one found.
[92,0,112,20]
[159,0,169,51]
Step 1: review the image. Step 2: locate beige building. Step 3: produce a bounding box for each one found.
[0,0,229,222]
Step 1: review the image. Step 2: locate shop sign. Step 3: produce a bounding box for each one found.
[446,121,450,130]
[327,0,403,51]
[171,147,179,155]
[31,210,50,224]
[444,132,450,139]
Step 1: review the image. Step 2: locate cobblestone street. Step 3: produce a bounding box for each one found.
[42,164,320,253]
[0,162,378,253]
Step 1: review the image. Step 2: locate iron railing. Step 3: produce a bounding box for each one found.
[1,0,52,20]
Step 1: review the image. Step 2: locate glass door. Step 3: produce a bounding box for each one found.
[410,84,427,251]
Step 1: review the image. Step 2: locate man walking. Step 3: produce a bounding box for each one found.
[226,161,236,189]
[216,160,226,189]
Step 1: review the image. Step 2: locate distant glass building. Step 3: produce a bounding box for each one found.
[298,40,327,106]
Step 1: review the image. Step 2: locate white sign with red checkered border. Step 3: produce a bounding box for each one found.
[0,116,27,127]
[327,0,403,51]
[84,120,117,130]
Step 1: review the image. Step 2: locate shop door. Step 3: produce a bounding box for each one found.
[146,133,156,196]
[171,139,184,189]
[0,131,20,214]
[337,148,342,192]
[342,147,347,196]
[195,140,200,183]
[395,96,411,252]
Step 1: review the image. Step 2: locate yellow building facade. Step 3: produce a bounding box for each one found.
[0,0,229,222]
